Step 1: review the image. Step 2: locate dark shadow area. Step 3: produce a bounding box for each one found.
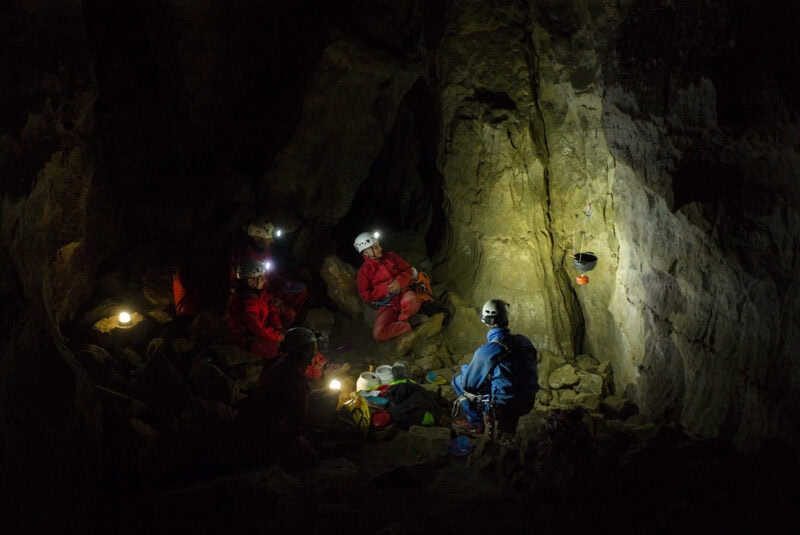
[712,1,800,129]
[335,77,446,264]
[672,160,744,210]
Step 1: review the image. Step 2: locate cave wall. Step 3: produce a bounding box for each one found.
[540,0,798,448]
[0,0,104,525]
[433,2,581,358]
[431,0,799,449]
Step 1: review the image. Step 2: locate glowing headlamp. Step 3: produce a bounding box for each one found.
[372,231,380,240]
[275,228,282,238]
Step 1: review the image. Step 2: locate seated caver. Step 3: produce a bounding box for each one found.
[236,327,321,470]
[451,299,539,440]
[230,217,308,327]
[353,231,426,341]
[226,257,285,359]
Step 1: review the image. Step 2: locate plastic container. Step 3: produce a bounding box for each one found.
[371,409,391,430]
[375,365,394,384]
[317,331,330,353]
[426,371,447,385]
[391,361,409,380]
[356,371,380,392]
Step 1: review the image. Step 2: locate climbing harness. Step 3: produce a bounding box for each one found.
[451,339,512,440]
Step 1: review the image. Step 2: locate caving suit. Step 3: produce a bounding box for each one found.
[357,251,423,341]
[452,327,539,433]
[230,238,307,326]
[226,287,285,359]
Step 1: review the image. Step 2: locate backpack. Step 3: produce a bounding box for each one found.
[409,271,435,302]
[383,381,439,430]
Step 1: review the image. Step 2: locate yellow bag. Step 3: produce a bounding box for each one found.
[341,395,371,438]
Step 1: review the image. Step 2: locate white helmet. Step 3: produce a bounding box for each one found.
[235,257,267,279]
[353,231,376,253]
[481,299,509,327]
[246,219,275,240]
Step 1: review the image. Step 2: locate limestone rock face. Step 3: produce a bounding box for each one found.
[0,0,102,520]
[434,2,581,358]
[430,1,800,449]
[320,255,368,321]
[529,1,800,449]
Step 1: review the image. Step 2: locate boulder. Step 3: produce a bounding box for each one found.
[548,364,580,389]
[320,255,369,321]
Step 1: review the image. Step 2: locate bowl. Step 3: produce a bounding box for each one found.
[375,365,394,384]
[391,361,409,380]
[572,252,598,272]
[371,409,392,430]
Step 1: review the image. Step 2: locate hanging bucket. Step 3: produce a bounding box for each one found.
[572,252,598,273]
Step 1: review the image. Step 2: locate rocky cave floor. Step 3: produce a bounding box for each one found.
[49,262,800,535]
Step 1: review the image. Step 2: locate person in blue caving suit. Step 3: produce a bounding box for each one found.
[451,299,539,440]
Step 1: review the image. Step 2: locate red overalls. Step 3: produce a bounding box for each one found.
[226,288,284,359]
[357,251,423,341]
[230,242,308,327]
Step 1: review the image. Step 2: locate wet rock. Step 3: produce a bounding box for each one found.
[120,347,145,370]
[600,395,639,420]
[535,389,554,407]
[142,266,173,307]
[95,385,146,421]
[456,352,473,366]
[353,427,451,476]
[413,353,445,373]
[74,344,130,391]
[291,457,361,498]
[575,393,600,412]
[439,385,457,402]
[320,255,368,321]
[209,344,262,368]
[391,312,444,357]
[576,371,605,396]
[576,354,600,372]
[555,389,577,406]
[548,364,580,389]
[172,337,196,355]
[130,353,195,424]
[441,292,485,355]
[146,308,173,325]
[188,357,245,406]
[537,350,568,388]
[304,307,335,333]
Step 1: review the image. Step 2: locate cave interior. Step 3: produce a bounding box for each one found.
[2,0,800,532]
